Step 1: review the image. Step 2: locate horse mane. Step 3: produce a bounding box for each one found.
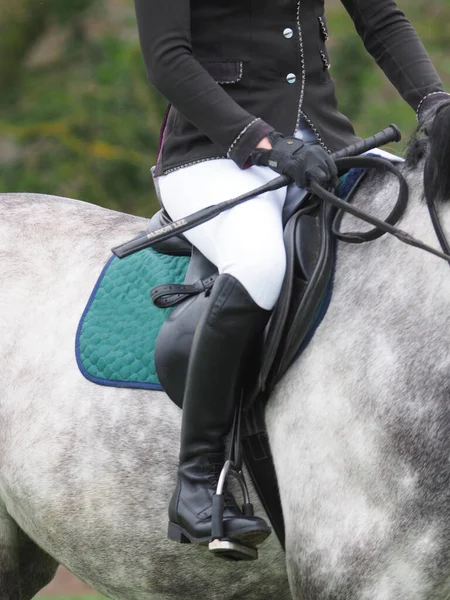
[418,100,450,204]
[404,134,428,170]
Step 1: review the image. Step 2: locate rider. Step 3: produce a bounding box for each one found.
[133,0,449,549]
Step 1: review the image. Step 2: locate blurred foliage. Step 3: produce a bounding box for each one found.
[1,0,450,217]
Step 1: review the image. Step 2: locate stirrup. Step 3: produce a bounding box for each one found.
[209,538,258,561]
[208,460,259,561]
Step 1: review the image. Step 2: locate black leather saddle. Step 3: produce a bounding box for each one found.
[147,172,366,548]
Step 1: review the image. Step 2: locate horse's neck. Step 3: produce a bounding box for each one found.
[336,164,450,276]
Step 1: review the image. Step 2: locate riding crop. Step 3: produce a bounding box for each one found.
[112,124,402,259]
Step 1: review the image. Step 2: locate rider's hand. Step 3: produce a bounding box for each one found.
[252,131,338,190]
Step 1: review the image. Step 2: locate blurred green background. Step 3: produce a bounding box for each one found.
[1,0,450,218]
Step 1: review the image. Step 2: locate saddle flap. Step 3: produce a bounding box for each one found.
[296,213,322,281]
[255,198,336,398]
[154,247,218,408]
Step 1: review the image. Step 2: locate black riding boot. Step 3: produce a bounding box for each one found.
[168,274,272,548]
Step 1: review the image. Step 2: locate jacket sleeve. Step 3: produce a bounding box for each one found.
[133,0,273,167]
[340,0,445,114]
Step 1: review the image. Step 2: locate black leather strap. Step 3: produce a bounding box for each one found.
[427,198,450,262]
[242,432,285,549]
[332,156,408,243]
[151,274,217,308]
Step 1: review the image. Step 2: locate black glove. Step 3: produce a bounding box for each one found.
[251,131,338,190]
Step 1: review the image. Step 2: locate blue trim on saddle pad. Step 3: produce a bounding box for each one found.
[337,166,365,199]
[76,246,190,391]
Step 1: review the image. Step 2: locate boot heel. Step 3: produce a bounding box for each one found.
[168,522,191,544]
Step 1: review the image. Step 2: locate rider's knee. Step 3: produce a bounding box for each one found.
[223,245,286,310]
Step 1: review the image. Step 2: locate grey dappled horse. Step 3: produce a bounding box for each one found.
[1,104,450,600]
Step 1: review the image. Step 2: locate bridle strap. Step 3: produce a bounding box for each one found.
[427,198,450,264]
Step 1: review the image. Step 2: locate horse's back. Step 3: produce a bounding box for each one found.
[0,192,146,260]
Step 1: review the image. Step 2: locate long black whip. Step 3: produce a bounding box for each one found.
[112,124,401,259]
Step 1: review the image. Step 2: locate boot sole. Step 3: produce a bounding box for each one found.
[167,521,271,547]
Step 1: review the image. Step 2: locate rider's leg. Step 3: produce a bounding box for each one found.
[160,160,286,309]
[158,160,287,545]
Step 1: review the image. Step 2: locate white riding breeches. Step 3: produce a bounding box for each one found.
[157,123,320,310]
[158,160,297,310]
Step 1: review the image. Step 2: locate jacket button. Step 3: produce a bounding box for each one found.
[283,28,294,39]
[286,73,296,84]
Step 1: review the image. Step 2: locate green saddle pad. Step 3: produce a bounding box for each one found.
[76,247,190,390]
[75,170,362,392]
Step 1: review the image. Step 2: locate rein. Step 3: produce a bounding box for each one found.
[310,158,450,265]
[112,124,450,266]
[427,198,450,262]
[333,156,408,243]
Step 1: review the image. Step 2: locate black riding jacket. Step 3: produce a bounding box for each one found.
[134,0,444,176]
